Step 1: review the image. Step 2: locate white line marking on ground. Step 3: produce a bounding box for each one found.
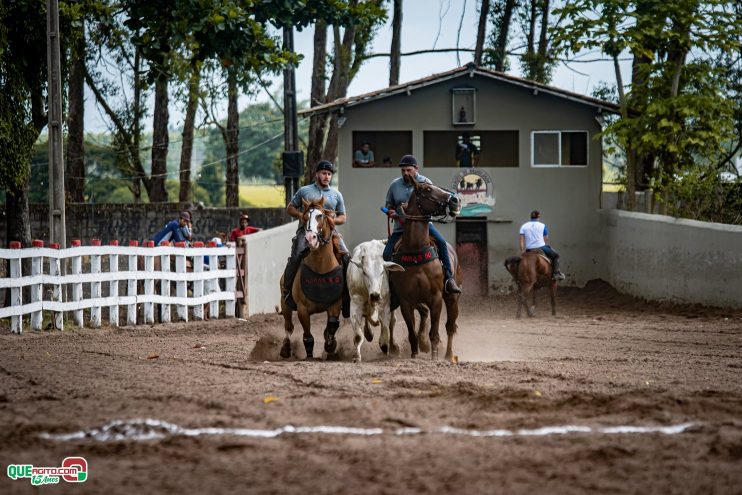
[38,419,697,442]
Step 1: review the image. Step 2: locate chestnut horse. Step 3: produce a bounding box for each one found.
[389,180,462,362]
[279,198,344,359]
[504,251,556,318]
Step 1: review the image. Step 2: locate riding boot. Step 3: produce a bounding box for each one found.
[341,254,351,318]
[443,267,462,294]
[551,258,565,281]
[283,256,302,310]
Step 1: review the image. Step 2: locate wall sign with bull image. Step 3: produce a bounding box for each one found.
[451,168,495,216]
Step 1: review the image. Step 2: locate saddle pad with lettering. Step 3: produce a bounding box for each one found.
[392,245,439,267]
[299,264,344,304]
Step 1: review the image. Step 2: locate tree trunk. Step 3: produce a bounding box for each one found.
[132,48,143,202]
[225,73,240,207]
[492,0,517,72]
[535,0,550,82]
[179,69,200,202]
[149,76,169,202]
[6,177,31,247]
[474,0,490,65]
[323,25,356,165]
[389,0,403,84]
[65,29,85,203]
[306,21,328,185]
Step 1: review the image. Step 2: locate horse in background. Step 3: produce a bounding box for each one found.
[279,198,344,360]
[389,180,462,362]
[505,251,557,318]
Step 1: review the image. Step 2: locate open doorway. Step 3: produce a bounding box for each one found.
[456,220,488,296]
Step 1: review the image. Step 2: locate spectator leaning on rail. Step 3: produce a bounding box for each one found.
[230,212,261,242]
[519,210,565,281]
[153,211,193,246]
[282,160,351,316]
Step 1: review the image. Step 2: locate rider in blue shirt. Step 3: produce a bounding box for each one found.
[282,160,350,314]
[383,155,462,294]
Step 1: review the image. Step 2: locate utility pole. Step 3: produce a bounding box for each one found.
[282,26,303,206]
[47,0,66,247]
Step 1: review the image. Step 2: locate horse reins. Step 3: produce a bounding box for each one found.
[305,207,333,246]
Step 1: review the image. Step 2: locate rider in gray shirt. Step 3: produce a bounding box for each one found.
[383,155,462,294]
[283,160,350,313]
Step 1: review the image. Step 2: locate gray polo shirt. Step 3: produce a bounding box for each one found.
[385,173,432,233]
[290,182,346,226]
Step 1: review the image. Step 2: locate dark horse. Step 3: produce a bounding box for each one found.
[389,180,462,362]
[504,251,556,318]
[279,198,344,359]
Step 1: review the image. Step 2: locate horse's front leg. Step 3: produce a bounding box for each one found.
[428,296,443,360]
[550,281,557,316]
[297,306,314,359]
[416,304,431,354]
[323,304,342,355]
[443,293,459,363]
[280,278,294,359]
[400,303,418,358]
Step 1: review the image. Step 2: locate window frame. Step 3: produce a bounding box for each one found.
[451,88,476,126]
[531,130,589,168]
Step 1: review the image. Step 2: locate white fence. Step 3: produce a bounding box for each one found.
[0,240,237,334]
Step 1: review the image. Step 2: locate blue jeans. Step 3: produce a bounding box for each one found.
[383,224,454,279]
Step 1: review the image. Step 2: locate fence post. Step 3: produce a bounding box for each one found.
[143,240,155,324]
[90,239,102,328]
[127,240,138,325]
[175,241,188,321]
[30,240,44,331]
[70,239,83,327]
[207,241,219,319]
[9,241,22,334]
[192,242,204,320]
[109,241,119,327]
[225,246,236,318]
[159,240,171,323]
[49,243,63,330]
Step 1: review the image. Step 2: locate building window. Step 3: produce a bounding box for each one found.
[352,131,413,168]
[532,130,588,167]
[423,131,519,168]
[452,88,476,125]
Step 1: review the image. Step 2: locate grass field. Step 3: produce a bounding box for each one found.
[238,184,286,208]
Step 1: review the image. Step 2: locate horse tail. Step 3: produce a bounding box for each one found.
[504,256,521,278]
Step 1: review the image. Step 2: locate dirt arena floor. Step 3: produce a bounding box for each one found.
[1,280,742,494]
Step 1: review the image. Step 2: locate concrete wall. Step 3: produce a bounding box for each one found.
[335,73,605,292]
[242,221,298,316]
[597,209,742,309]
[0,203,289,247]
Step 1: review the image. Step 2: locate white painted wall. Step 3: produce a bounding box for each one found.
[598,209,742,309]
[242,221,298,316]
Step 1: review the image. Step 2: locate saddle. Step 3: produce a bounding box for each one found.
[526,248,551,265]
[299,264,344,304]
[391,236,439,267]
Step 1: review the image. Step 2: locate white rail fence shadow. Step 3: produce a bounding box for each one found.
[0,239,237,334]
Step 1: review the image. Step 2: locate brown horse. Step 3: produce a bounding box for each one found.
[389,180,462,362]
[279,198,344,359]
[504,251,556,318]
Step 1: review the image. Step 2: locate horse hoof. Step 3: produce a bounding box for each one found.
[279,340,292,359]
[324,338,337,354]
[431,350,439,361]
[325,351,340,362]
[390,343,400,357]
[380,343,389,355]
[410,352,418,359]
[418,338,431,354]
[364,327,374,342]
[353,355,362,363]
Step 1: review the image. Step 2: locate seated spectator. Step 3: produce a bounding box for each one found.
[382,156,393,167]
[354,142,375,167]
[230,212,261,241]
[153,211,192,245]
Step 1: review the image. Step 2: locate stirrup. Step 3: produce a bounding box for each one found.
[445,278,462,294]
[552,271,566,281]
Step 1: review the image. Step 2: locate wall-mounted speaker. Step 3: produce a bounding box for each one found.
[282,151,304,178]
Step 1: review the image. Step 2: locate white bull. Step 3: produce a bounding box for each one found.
[347,240,404,362]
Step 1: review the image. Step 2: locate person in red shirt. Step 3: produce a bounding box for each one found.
[230,212,261,241]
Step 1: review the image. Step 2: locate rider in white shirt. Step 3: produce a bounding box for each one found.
[519,210,565,280]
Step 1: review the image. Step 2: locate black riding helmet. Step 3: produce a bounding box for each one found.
[315,160,336,173]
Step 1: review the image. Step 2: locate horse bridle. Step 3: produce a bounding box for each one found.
[400,185,458,223]
[305,206,333,246]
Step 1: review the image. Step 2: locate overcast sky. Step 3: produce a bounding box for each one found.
[84,0,624,133]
